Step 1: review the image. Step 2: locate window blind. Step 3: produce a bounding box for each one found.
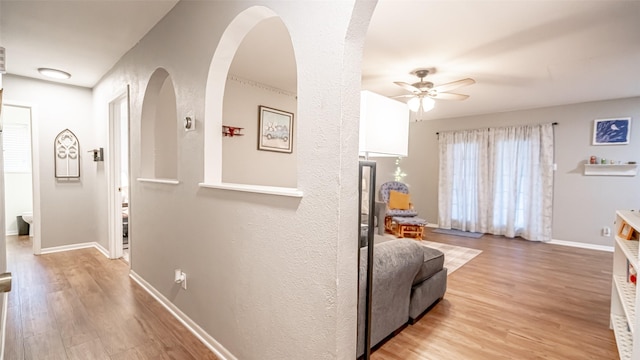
[3,123,32,173]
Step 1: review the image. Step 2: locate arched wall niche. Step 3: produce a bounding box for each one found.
[140,67,179,183]
[201,6,301,197]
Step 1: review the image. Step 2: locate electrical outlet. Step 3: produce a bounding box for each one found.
[602,226,611,237]
[174,269,187,290]
[181,272,187,290]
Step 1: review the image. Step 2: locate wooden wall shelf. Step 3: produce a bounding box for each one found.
[584,164,637,176]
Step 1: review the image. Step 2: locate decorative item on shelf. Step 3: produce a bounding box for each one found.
[618,219,638,240]
[54,129,81,179]
[590,156,596,164]
[629,262,637,285]
[222,125,244,137]
[593,117,631,145]
[258,105,294,153]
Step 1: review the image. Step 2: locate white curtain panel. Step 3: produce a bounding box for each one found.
[438,129,490,233]
[438,123,554,241]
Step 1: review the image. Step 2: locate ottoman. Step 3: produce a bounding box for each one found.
[409,246,447,321]
[392,216,428,239]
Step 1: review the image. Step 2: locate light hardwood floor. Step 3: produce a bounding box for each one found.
[372,229,619,360]
[4,235,219,360]
[3,232,618,359]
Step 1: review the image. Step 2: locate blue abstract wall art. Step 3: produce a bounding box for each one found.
[593,118,631,145]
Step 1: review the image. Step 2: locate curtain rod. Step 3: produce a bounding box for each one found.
[436,122,558,135]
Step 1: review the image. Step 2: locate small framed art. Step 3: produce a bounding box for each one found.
[593,117,631,145]
[258,105,294,153]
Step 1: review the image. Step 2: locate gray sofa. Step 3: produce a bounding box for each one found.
[357,238,447,356]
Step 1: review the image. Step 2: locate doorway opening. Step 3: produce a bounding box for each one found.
[108,88,130,263]
[2,103,40,255]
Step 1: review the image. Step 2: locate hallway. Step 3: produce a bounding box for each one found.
[4,235,218,360]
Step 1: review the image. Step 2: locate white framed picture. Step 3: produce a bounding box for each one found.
[258,105,294,153]
[593,117,631,145]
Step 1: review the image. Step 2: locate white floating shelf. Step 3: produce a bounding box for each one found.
[584,164,637,176]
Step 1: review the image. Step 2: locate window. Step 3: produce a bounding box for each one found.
[438,124,554,241]
[3,123,32,173]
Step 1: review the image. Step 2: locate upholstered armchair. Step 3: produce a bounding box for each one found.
[379,181,418,233]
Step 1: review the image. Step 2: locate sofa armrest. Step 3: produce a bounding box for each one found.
[357,239,423,356]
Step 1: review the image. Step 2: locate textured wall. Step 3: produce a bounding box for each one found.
[221,76,297,187]
[92,1,376,359]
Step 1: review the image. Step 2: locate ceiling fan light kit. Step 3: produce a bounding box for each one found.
[394,67,475,113]
[408,96,435,112]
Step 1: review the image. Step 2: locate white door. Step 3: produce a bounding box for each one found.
[108,88,130,261]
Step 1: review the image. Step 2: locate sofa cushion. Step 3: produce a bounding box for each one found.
[413,246,445,285]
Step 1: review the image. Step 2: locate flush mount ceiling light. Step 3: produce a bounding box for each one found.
[38,67,71,80]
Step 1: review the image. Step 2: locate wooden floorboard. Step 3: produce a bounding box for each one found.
[4,235,218,360]
[371,229,619,360]
[3,232,619,359]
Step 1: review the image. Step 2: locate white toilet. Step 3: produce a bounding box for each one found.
[22,211,34,237]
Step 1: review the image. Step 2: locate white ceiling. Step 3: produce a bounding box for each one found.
[1,1,639,121]
[0,0,178,88]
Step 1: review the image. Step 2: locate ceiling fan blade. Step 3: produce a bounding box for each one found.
[432,78,476,93]
[391,94,415,99]
[432,92,470,101]
[394,81,421,94]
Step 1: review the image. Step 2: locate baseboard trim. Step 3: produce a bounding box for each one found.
[547,239,614,252]
[129,271,236,360]
[5,231,18,236]
[40,242,111,257]
[426,226,613,252]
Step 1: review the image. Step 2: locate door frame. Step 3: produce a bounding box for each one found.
[2,100,41,254]
[0,100,41,359]
[107,87,130,261]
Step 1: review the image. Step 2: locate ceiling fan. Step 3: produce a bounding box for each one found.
[394,68,475,112]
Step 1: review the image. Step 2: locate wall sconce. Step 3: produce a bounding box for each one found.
[88,148,104,162]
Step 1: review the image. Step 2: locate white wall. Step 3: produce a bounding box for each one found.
[222,76,297,187]
[401,96,640,247]
[2,104,33,235]
[155,77,178,179]
[91,1,375,359]
[4,75,101,249]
